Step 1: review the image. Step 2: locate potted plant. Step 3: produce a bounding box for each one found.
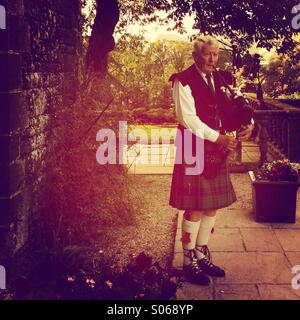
[249,160,300,223]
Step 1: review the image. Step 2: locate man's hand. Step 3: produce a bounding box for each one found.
[216,134,238,151]
[237,124,254,142]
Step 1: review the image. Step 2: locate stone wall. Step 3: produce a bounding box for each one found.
[249,95,300,162]
[0,0,82,261]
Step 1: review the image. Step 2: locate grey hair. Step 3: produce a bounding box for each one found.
[192,35,219,54]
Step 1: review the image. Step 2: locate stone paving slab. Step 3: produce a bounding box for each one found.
[284,252,300,267]
[172,209,300,299]
[172,252,183,270]
[273,229,300,251]
[174,236,183,254]
[176,209,269,228]
[242,152,260,163]
[241,142,260,163]
[242,141,259,147]
[172,210,277,270]
[174,212,183,257]
[240,228,283,252]
[176,282,214,300]
[209,228,245,252]
[257,285,300,300]
[244,149,260,153]
[214,284,261,300]
[212,252,292,284]
[129,165,174,175]
[173,228,248,253]
[270,216,300,229]
[176,210,184,230]
[215,209,271,229]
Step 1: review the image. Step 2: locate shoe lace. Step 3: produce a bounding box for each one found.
[201,257,217,269]
[196,245,211,262]
[190,259,202,273]
[183,249,202,274]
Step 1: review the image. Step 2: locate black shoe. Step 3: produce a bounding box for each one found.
[196,245,226,278]
[197,257,225,277]
[183,250,210,286]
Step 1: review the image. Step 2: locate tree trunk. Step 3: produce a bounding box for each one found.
[86,0,119,74]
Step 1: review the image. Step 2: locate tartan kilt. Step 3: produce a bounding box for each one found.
[169,153,237,211]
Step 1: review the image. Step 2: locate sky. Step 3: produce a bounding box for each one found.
[124,13,197,42]
[82,1,196,42]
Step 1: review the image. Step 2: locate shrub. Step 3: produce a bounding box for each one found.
[34,73,143,250]
[57,251,179,300]
[9,250,179,300]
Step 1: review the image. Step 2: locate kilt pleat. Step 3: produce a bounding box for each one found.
[169,158,237,210]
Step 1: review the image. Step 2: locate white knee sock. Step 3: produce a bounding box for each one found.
[181,217,201,265]
[195,215,216,259]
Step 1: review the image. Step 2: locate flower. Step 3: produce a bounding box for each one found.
[86,277,96,288]
[129,252,137,259]
[67,275,76,282]
[255,160,299,182]
[105,280,113,289]
[58,251,179,300]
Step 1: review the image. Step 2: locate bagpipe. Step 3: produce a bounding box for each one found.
[214,67,254,132]
[202,68,254,179]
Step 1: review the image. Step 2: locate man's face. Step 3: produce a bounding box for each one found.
[193,43,219,74]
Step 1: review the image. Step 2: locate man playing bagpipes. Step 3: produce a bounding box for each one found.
[169,35,254,285]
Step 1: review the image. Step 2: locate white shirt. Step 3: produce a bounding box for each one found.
[196,66,216,92]
[172,79,220,143]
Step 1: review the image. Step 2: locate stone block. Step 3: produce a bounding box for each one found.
[0,192,23,224]
[63,54,77,72]
[0,93,23,134]
[0,160,25,197]
[20,137,32,157]
[0,134,20,164]
[0,14,30,52]
[56,28,76,46]
[0,53,22,91]
[0,0,24,15]
[0,225,9,256]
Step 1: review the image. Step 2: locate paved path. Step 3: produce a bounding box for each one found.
[172,208,300,300]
